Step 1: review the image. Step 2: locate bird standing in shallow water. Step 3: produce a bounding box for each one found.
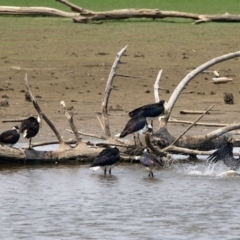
[207,137,240,171]
[119,116,150,146]
[0,126,20,147]
[90,147,120,175]
[140,149,164,177]
[20,116,40,149]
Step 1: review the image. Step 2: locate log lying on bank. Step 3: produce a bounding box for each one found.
[1,1,240,24]
[58,0,240,24]
[211,77,233,84]
[180,110,211,115]
[73,10,240,24]
[0,6,79,18]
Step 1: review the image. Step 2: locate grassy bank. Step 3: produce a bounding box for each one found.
[1,0,240,14]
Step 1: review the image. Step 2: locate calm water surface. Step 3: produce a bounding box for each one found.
[0,156,240,240]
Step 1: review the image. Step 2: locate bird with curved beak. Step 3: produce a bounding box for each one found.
[0,126,20,147]
[90,146,120,175]
[140,148,164,177]
[208,137,240,171]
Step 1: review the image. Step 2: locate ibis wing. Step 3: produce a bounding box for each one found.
[140,153,164,168]
[207,142,233,163]
[150,154,164,167]
[90,148,120,167]
[129,103,164,118]
[129,105,145,118]
[120,117,146,138]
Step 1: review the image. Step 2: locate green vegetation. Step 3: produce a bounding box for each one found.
[1,0,240,14]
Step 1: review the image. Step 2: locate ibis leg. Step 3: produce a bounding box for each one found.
[29,138,32,149]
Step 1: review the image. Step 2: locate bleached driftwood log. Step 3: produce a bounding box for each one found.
[0,6,79,18]
[55,0,240,24]
[1,2,240,24]
[168,119,228,127]
[180,110,211,115]
[211,77,233,84]
[101,45,128,139]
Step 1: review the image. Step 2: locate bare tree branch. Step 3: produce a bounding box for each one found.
[154,69,163,103]
[55,0,91,13]
[60,101,82,144]
[170,105,215,146]
[1,4,240,24]
[168,119,228,127]
[24,74,64,145]
[0,6,79,18]
[66,128,106,140]
[101,45,128,139]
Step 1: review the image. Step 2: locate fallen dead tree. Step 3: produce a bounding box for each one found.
[0,0,240,24]
[1,46,240,164]
[58,0,240,24]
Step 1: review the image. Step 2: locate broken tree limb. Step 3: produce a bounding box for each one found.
[204,123,240,141]
[101,45,128,139]
[60,100,82,144]
[66,128,106,140]
[0,6,79,18]
[1,4,240,25]
[55,0,91,13]
[180,110,211,114]
[195,13,240,24]
[2,117,29,123]
[211,77,233,84]
[72,8,199,23]
[24,74,65,147]
[170,105,215,147]
[154,70,163,103]
[162,145,213,156]
[168,119,228,127]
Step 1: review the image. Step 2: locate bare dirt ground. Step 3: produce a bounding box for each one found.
[0,17,240,145]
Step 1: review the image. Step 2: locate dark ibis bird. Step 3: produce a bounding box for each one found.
[90,147,120,175]
[140,148,164,177]
[129,100,168,120]
[119,116,150,145]
[0,126,20,147]
[207,137,240,171]
[20,116,40,149]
